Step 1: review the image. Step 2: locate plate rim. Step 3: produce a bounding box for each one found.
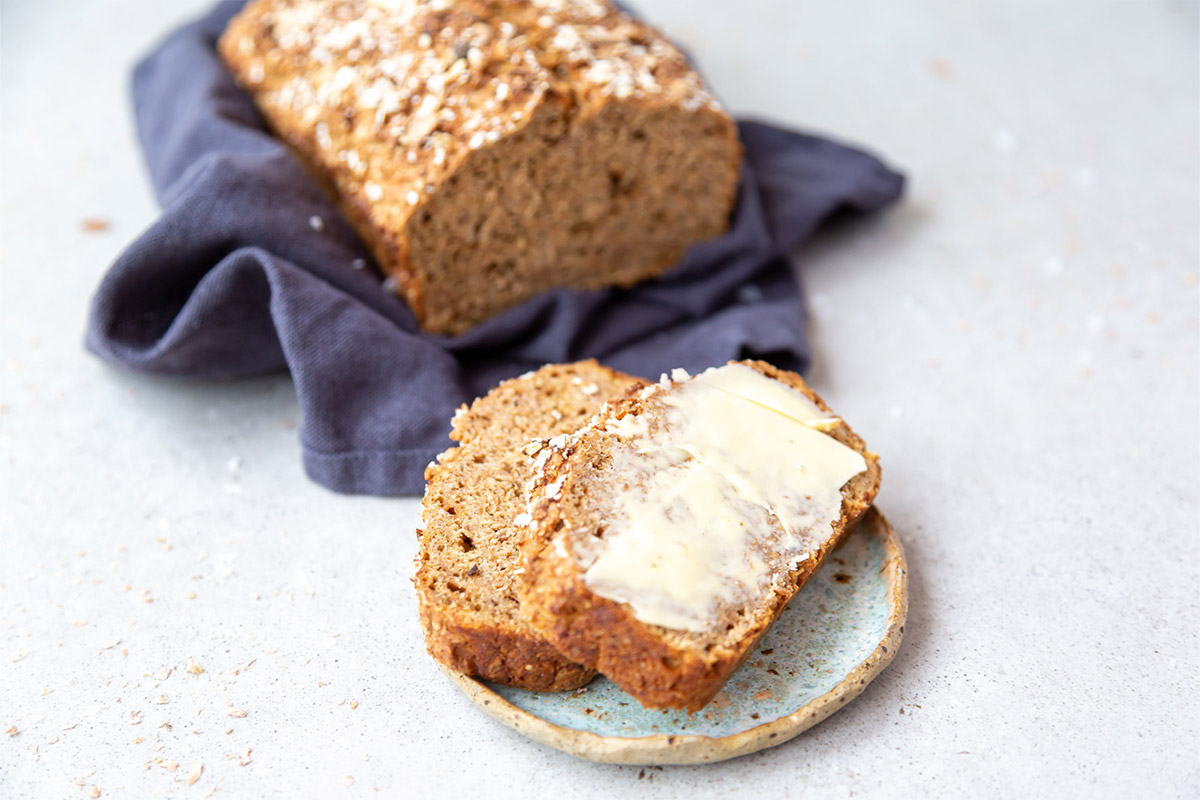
[441,506,908,765]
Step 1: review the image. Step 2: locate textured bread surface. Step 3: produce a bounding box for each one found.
[414,360,641,691]
[517,361,882,711]
[219,0,742,335]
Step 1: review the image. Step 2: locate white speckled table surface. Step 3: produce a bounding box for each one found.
[2,1,1197,796]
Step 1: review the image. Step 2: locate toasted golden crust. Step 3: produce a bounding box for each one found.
[517,360,882,711]
[219,0,741,335]
[414,360,643,691]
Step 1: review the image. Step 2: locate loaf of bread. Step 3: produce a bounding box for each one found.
[516,361,881,711]
[219,0,742,335]
[414,360,642,691]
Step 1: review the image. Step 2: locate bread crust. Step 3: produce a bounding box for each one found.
[417,600,597,692]
[517,361,882,711]
[414,360,644,691]
[218,0,741,335]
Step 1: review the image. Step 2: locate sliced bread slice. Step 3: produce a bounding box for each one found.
[516,360,881,710]
[414,360,642,691]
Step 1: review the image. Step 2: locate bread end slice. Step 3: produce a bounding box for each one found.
[517,360,881,710]
[414,361,643,691]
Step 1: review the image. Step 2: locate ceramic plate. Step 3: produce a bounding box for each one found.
[442,507,907,765]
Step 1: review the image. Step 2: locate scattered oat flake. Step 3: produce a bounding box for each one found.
[88,786,101,798]
[81,218,110,232]
[345,776,355,787]
[186,590,196,600]
[927,57,953,80]
[156,694,169,705]
[187,762,203,786]
[156,667,171,681]
[40,687,53,696]
[99,639,121,651]
[10,651,27,662]
[166,760,178,772]
[47,735,59,744]
[225,727,234,735]
[186,659,204,675]
[5,725,17,737]
[238,747,252,766]
[225,706,247,718]
[349,700,359,710]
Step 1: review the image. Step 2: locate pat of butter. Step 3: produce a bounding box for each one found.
[582,364,868,632]
[583,461,772,632]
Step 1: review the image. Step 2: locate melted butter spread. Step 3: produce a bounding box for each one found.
[582,364,868,632]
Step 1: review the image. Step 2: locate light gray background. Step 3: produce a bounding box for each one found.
[2,1,1197,797]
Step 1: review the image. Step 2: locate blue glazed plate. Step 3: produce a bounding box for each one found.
[442,507,907,765]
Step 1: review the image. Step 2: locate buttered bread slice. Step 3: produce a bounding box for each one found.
[516,361,881,711]
[415,361,641,691]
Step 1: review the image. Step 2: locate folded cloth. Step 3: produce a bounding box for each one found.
[86,0,905,496]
